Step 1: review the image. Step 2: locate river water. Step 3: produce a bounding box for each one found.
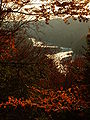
[28,18,90,55]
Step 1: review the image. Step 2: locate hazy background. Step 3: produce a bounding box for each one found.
[28,18,90,55]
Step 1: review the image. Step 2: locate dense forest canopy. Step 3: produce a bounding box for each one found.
[0,0,90,24]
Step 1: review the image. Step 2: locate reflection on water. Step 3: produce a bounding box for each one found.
[28,18,90,55]
[31,37,73,73]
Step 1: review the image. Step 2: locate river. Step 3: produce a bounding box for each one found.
[27,18,90,55]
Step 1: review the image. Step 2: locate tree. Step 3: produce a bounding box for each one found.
[0,0,90,23]
[0,1,90,119]
[0,0,89,60]
[0,0,90,101]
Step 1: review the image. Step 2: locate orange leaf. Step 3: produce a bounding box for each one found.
[60,86,63,91]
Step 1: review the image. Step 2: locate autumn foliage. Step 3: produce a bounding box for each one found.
[0,83,88,119]
[0,30,89,119]
[0,0,90,119]
[0,85,88,112]
[0,0,90,24]
[0,31,17,62]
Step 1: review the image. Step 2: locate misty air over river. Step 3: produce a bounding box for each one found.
[28,18,90,55]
